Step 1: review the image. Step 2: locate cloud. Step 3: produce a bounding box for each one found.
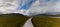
[24,0,60,16]
[0,0,60,16]
[0,0,19,14]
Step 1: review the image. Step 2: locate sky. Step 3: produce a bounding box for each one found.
[0,0,60,16]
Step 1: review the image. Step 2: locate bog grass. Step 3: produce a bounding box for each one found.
[32,16,60,27]
[0,13,29,27]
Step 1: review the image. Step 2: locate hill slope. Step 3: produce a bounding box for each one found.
[0,13,30,27]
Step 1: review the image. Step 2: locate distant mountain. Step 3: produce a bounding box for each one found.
[0,13,25,16]
[35,13,60,17]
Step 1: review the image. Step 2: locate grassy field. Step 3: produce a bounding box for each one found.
[32,15,60,27]
[0,13,30,27]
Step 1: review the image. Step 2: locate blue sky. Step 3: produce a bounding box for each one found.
[0,0,60,16]
[17,0,36,10]
[17,0,59,10]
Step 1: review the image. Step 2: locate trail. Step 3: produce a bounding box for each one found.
[23,17,34,27]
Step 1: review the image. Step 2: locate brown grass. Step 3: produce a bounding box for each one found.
[0,14,30,27]
[32,16,60,27]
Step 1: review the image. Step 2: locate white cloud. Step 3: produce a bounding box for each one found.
[0,0,19,14]
[24,0,60,16]
[0,0,60,16]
